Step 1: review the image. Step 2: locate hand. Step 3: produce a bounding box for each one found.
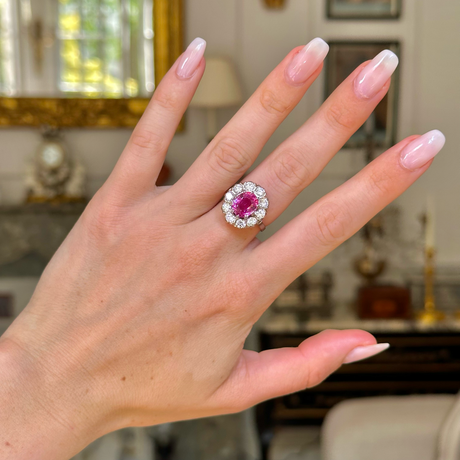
[0,37,444,459]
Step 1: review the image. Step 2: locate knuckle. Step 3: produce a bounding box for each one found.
[209,138,251,177]
[304,362,324,389]
[314,202,348,246]
[272,148,310,193]
[324,102,355,132]
[153,87,179,111]
[130,128,165,154]
[260,88,291,116]
[366,168,394,197]
[83,201,127,243]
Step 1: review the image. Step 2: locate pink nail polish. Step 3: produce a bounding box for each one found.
[343,343,390,364]
[176,37,207,80]
[400,130,446,171]
[354,50,399,99]
[285,38,329,85]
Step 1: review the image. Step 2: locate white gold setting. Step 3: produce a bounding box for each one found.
[222,202,232,213]
[222,181,269,230]
[232,183,244,194]
[259,198,269,209]
[244,181,256,192]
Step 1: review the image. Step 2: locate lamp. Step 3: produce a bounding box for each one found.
[190,57,243,142]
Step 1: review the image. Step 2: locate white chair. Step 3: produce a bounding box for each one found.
[321,395,457,460]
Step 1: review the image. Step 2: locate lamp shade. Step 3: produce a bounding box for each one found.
[190,57,243,108]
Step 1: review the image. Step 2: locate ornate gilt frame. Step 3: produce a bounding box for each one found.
[0,0,183,129]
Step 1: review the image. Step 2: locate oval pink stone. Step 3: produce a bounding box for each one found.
[231,192,259,218]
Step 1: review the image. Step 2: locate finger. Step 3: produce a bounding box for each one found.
[254,130,446,286]
[243,50,398,226]
[170,38,330,218]
[106,38,207,202]
[211,329,380,410]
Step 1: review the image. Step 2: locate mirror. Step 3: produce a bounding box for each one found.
[0,0,183,127]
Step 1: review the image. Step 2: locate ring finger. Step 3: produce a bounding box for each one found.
[212,49,398,234]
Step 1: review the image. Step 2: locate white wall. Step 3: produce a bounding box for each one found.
[0,0,459,309]
[398,0,460,265]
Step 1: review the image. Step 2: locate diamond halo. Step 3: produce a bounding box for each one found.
[222,181,269,229]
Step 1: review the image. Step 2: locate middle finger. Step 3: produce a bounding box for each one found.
[241,49,399,228]
[170,38,330,218]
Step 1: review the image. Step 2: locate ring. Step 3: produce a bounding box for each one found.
[221,181,269,230]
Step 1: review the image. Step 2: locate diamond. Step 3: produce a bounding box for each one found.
[222,202,232,213]
[259,198,269,209]
[224,182,269,228]
[232,184,243,194]
[243,181,256,192]
[255,186,266,198]
[255,209,266,220]
[225,212,236,224]
[231,192,259,218]
[247,217,257,227]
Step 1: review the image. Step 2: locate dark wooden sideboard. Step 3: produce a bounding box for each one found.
[256,318,460,458]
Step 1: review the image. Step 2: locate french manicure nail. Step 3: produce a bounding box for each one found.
[285,37,329,85]
[354,50,399,99]
[343,343,390,364]
[400,130,446,171]
[176,37,207,79]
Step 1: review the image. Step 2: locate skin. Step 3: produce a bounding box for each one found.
[0,45,435,459]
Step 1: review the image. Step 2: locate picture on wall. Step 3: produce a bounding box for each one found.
[325,41,400,149]
[327,0,401,19]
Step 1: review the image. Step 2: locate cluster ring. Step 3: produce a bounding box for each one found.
[221,181,269,231]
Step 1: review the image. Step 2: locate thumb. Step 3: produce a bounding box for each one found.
[212,329,388,412]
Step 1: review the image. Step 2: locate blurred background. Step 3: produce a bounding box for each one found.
[0,0,460,459]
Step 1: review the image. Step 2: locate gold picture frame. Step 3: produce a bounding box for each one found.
[0,0,184,129]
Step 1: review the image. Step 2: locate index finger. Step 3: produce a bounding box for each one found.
[106,38,207,202]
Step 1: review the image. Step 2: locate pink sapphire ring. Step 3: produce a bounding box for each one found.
[221,181,269,230]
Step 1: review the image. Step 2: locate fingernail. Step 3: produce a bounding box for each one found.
[176,37,207,80]
[285,37,329,85]
[354,50,399,99]
[400,130,446,171]
[343,343,390,364]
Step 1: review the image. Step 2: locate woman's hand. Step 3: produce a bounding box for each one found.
[0,37,444,459]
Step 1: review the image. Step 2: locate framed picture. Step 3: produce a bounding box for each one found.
[327,0,401,20]
[325,41,400,149]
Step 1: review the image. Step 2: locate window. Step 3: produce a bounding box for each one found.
[0,0,19,96]
[57,0,154,98]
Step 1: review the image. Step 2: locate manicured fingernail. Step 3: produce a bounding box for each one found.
[343,343,390,364]
[400,130,446,171]
[354,50,398,99]
[176,37,206,80]
[285,37,329,85]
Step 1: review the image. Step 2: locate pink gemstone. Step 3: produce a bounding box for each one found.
[231,192,259,218]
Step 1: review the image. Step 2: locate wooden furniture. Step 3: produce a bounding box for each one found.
[256,315,460,459]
